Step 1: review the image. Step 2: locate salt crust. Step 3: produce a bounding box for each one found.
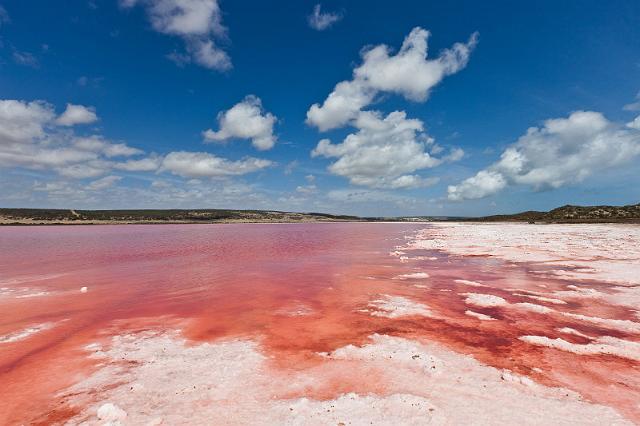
[461,292,507,308]
[557,327,593,339]
[64,331,631,425]
[460,292,640,334]
[520,335,640,362]
[367,295,434,318]
[407,223,640,286]
[0,323,53,344]
[393,272,429,280]
[465,310,496,321]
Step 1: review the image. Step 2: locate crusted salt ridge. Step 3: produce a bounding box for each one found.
[367,295,434,318]
[393,272,430,280]
[562,313,640,334]
[464,310,496,321]
[461,292,508,308]
[514,302,554,314]
[557,328,593,339]
[0,323,54,344]
[461,291,640,334]
[519,335,640,362]
[513,293,567,305]
[63,331,632,426]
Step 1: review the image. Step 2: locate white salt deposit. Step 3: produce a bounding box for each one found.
[465,310,496,321]
[96,402,127,423]
[406,223,640,286]
[15,291,49,299]
[561,313,640,334]
[80,287,88,293]
[514,303,554,314]
[557,328,593,339]
[368,295,434,318]
[0,323,53,344]
[520,335,640,362]
[393,272,429,280]
[461,293,508,308]
[63,331,632,425]
[554,286,605,300]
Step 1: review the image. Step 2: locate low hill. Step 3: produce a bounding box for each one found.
[0,208,369,225]
[475,203,640,223]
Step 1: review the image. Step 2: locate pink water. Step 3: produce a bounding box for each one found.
[0,223,638,424]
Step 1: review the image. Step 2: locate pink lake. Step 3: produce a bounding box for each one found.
[1,223,639,425]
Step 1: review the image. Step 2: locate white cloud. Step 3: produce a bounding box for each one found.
[306,27,478,131]
[73,136,141,157]
[87,175,122,190]
[296,184,317,194]
[56,161,112,179]
[311,110,460,189]
[56,104,98,126]
[0,99,149,179]
[121,0,231,71]
[627,115,640,130]
[203,96,277,150]
[448,111,640,201]
[307,4,343,31]
[447,170,506,201]
[0,100,55,144]
[114,156,162,171]
[161,151,272,178]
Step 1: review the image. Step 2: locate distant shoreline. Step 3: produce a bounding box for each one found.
[1,203,639,225]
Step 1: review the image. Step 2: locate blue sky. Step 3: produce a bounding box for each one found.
[1,0,639,216]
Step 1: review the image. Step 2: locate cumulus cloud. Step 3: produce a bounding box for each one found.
[56,104,98,126]
[161,151,272,178]
[296,184,317,194]
[203,96,277,150]
[0,99,149,179]
[307,4,343,31]
[114,156,162,171]
[627,115,640,130]
[73,136,141,157]
[121,0,231,71]
[0,100,55,144]
[448,111,640,201]
[0,98,276,194]
[311,110,460,189]
[306,27,478,131]
[87,175,122,190]
[56,161,113,179]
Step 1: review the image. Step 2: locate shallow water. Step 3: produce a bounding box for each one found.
[0,223,638,424]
